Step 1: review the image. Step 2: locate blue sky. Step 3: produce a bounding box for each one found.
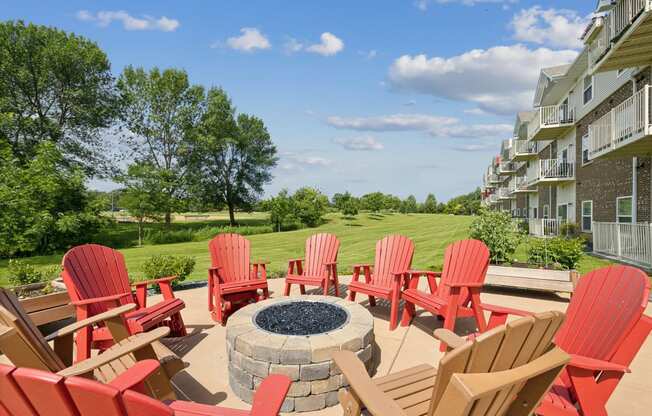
[1,0,595,201]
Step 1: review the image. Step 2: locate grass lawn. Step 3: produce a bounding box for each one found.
[0,212,616,286]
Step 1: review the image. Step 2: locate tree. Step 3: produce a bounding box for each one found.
[342,199,359,217]
[291,187,329,227]
[422,193,438,213]
[400,195,418,214]
[332,192,353,211]
[117,66,205,224]
[384,194,401,212]
[361,192,385,213]
[0,21,118,173]
[194,88,278,226]
[268,189,293,232]
[118,162,166,246]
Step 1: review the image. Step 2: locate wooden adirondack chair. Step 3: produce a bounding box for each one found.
[284,233,340,296]
[0,288,184,401]
[401,239,491,351]
[208,234,270,325]
[348,235,414,330]
[61,244,187,362]
[333,311,570,416]
[0,359,291,416]
[482,265,652,416]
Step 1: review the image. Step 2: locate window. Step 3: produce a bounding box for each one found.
[557,204,568,221]
[543,204,550,219]
[581,134,590,165]
[582,201,593,232]
[532,207,538,219]
[617,196,633,223]
[583,75,594,105]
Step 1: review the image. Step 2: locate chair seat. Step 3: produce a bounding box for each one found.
[372,364,437,416]
[218,279,268,295]
[285,273,326,284]
[348,280,393,298]
[402,289,447,310]
[538,383,579,416]
[169,400,250,416]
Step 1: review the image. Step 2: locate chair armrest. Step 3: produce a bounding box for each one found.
[132,276,176,288]
[353,264,373,269]
[288,258,303,263]
[433,329,467,350]
[480,303,533,317]
[568,354,630,373]
[407,270,440,277]
[71,293,132,306]
[45,304,136,341]
[108,360,163,393]
[252,260,271,265]
[57,327,171,378]
[324,261,337,266]
[250,374,292,416]
[332,351,407,416]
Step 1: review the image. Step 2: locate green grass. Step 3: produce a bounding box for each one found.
[0,212,618,286]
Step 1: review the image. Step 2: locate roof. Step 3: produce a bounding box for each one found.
[541,64,571,79]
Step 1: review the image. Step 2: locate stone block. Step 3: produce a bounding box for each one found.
[330,359,341,376]
[280,337,311,364]
[240,354,270,378]
[300,362,330,381]
[287,381,311,397]
[357,343,373,364]
[270,363,300,381]
[294,393,326,412]
[229,374,253,404]
[311,375,343,394]
[235,331,268,356]
[252,334,287,363]
[228,363,253,389]
[310,334,340,363]
[326,390,341,407]
[280,398,295,413]
[226,324,256,346]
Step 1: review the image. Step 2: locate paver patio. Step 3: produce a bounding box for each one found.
[150,276,652,416]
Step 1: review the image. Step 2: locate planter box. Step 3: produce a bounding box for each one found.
[14,283,74,326]
[485,265,579,294]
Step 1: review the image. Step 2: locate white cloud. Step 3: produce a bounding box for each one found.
[280,152,333,171]
[404,100,417,107]
[463,108,489,115]
[387,44,577,115]
[284,37,304,54]
[327,113,512,138]
[452,142,498,152]
[416,0,517,11]
[226,28,271,52]
[334,136,385,151]
[76,10,179,32]
[510,6,590,49]
[306,32,344,56]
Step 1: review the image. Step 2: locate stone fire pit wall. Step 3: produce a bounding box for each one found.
[225,296,375,412]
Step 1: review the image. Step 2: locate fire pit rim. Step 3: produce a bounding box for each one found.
[251,298,351,337]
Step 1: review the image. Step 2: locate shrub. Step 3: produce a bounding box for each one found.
[141,255,196,286]
[559,222,580,237]
[143,229,194,245]
[7,259,59,287]
[342,200,359,217]
[469,209,523,263]
[192,225,274,241]
[527,237,585,270]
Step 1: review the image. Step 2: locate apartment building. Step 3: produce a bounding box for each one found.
[481,0,652,268]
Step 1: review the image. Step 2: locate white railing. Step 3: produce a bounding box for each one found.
[498,162,516,174]
[510,139,537,159]
[588,85,651,158]
[528,103,575,140]
[531,159,575,183]
[608,0,649,42]
[593,222,652,268]
[498,187,513,199]
[487,194,499,204]
[510,176,530,193]
[529,219,564,237]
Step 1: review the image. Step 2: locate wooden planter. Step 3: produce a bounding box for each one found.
[14,283,74,326]
[485,265,579,294]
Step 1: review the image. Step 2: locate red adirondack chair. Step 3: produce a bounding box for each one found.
[61,244,187,362]
[401,239,490,350]
[348,235,414,330]
[284,233,340,296]
[483,265,652,416]
[0,360,291,416]
[208,234,270,325]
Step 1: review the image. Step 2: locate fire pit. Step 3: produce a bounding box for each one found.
[226,296,374,412]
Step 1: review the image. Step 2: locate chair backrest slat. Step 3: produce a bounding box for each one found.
[554,265,650,361]
[0,288,64,371]
[208,234,251,283]
[303,233,340,277]
[373,235,414,288]
[62,244,133,316]
[12,367,79,416]
[437,240,490,305]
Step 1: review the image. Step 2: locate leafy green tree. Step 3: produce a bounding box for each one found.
[400,195,418,214]
[117,66,205,225]
[194,88,278,226]
[469,209,523,263]
[118,163,166,246]
[332,192,353,211]
[292,187,329,227]
[361,192,385,213]
[384,194,401,211]
[268,189,293,232]
[342,199,359,218]
[422,193,438,213]
[0,142,107,257]
[0,21,118,173]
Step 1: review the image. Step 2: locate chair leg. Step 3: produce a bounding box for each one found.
[212,295,224,325]
[389,291,400,330]
[75,326,92,362]
[323,278,330,296]
[333,275,340,297]
[208,277,214,312]
[262,287,270,299]
[300,285,306,295]
[170,312,187,337]
[440,304,459,352]
[284,282,291,296]
[349,289,356,301]
[368,295,376,307]
[401,300,415,326]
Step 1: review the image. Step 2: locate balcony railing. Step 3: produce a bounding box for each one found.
[588,85,651,159]
[528,104,575,141]
[498,187,514,200]
[588,19,611,69]
[509,140,538,160]
[529,219,564,237]
[509,176,534,194]
[498,162,518,175]
[593,221,652,268]
[529,159,575,184]
[609,0,649,42]
[487,194,499,204]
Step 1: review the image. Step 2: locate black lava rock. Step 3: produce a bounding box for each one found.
[255,301,348,336]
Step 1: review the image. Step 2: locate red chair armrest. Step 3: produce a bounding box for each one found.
[288,258,303,263]
[71,293,131,306]
[251,374,292,416]
[108,360,162,393]
[407,270,439,277]
[324,261,337,266]
[353,264,373,269]
[132,276,177,288]
[568,354,630,373]
[252,260,271,266]
[480,303,533,317]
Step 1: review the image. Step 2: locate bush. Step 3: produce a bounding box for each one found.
[527,237,585,270]
[143,229,194,245]
[559,222,580,237]
[342,200,359,217]
[7,259,59,287]
[191,225,274,241]
[141,255,196,286]
[469,209,523,263]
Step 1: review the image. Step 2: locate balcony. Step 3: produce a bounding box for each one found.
[498,187,515,200]
[498,162,518,175]
[588,85,652,160]
[509,176,537,194]
[529,219,564,238]
[509,140,538,161]
[487,174,504,185]
[592,0,652,73]
[487,194,499,204]
[528,104,575,141]
[528,159,575,185]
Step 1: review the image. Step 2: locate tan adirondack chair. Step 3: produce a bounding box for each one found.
[0,288,185,400]
[333,311,569,416]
